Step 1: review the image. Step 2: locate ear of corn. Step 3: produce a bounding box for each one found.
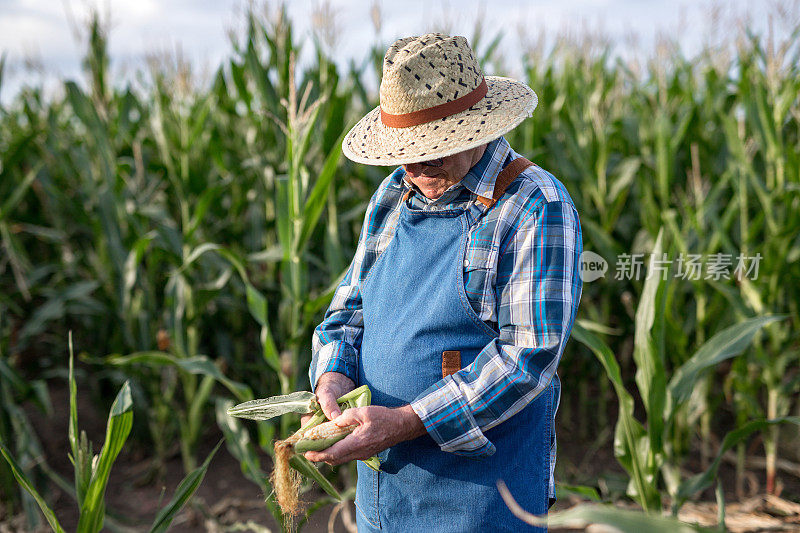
[233,382,381,504]
[293,421,358,453]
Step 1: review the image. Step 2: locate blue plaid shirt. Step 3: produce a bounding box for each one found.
[310,136,582,494]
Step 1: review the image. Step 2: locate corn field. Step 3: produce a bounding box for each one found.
[1,4,799,532]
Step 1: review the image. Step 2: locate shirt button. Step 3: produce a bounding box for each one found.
[463,259,470,267]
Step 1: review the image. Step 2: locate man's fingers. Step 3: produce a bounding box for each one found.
[303,430,366,465]
[332,406,363,427]
[303,438,348,465]
[317,390,342,420]
[303,450,328,463]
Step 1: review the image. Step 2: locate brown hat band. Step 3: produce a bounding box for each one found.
[380,78,488,128]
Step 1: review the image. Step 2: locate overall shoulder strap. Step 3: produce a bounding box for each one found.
[476,157,535,208]
[441,157,536,376]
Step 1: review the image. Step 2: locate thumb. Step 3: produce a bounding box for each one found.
[333,406,363,427]
[317,390,342,420]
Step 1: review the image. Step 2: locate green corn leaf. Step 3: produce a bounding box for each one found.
[667,315,786,417]
[293,101,324,177]
[556,482,602,502]
[246,283,269,327]
[187,96,213,147]
[0,357,30,394]
[30,380,52,419]
[122,232,155,311]
[229,60,251,107]
[245,38,278,113]
[295,127,347,253]
[244,283,281,372]
[19,281,100,342]
[288,454,342,501]
[65,81,100,129]
[571,323,660,512]
[149,439,223,533]
[215,399,266,490]
[180,242,226,274]
[228,391,316,421]
[185,185,222,240]
[629,230,671,479]
[260,323,282,375]
[303,267,347,319]
[98,202,127,289]
[248,245,284,264]
[187,375,216,451]
[632,229,667,450]
[76,380,133,533]
[606,157,641,205]
[579,218,620,269]
[101,351,252,402]
[575,318,622,337]
[477,31,504,66]
[0,442,65,533]
[322,90,346,153]
[68,333,92,506]
[0,164,40,223]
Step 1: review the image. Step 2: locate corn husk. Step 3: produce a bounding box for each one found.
[226,391,318,421]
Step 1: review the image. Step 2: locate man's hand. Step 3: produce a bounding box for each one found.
[303,404,427,466]
[301,371,355,427]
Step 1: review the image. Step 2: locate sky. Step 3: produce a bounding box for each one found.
[0,0,795,104]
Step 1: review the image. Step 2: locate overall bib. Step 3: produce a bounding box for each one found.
[355,159,554,532]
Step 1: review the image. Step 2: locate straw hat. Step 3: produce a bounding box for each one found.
[342,33,537,166]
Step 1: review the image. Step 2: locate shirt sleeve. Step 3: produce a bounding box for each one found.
[409,199,583,457]
[309,190,380,391]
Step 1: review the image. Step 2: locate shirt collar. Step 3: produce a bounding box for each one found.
[400,136,512,202]
[460,136,511,199]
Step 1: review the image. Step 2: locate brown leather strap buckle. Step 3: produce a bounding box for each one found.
[442,350,461,377]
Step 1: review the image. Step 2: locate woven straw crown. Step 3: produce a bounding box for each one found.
[342,32,537,166]
[380,34,483,115]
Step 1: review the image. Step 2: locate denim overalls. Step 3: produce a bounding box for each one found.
[355,158,553,532]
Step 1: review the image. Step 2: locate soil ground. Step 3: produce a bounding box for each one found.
[3,381,799,532]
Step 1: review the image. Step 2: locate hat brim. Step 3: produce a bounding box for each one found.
[342,76,537,167]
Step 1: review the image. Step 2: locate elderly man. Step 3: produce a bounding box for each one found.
[304,33,582,532]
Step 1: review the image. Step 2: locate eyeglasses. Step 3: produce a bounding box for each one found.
[402,157,444,171]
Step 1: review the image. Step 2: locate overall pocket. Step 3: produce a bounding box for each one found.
[460,244,500,337]
[355,460,381,529]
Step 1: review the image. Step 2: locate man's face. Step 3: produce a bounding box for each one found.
[402,143,487,200]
